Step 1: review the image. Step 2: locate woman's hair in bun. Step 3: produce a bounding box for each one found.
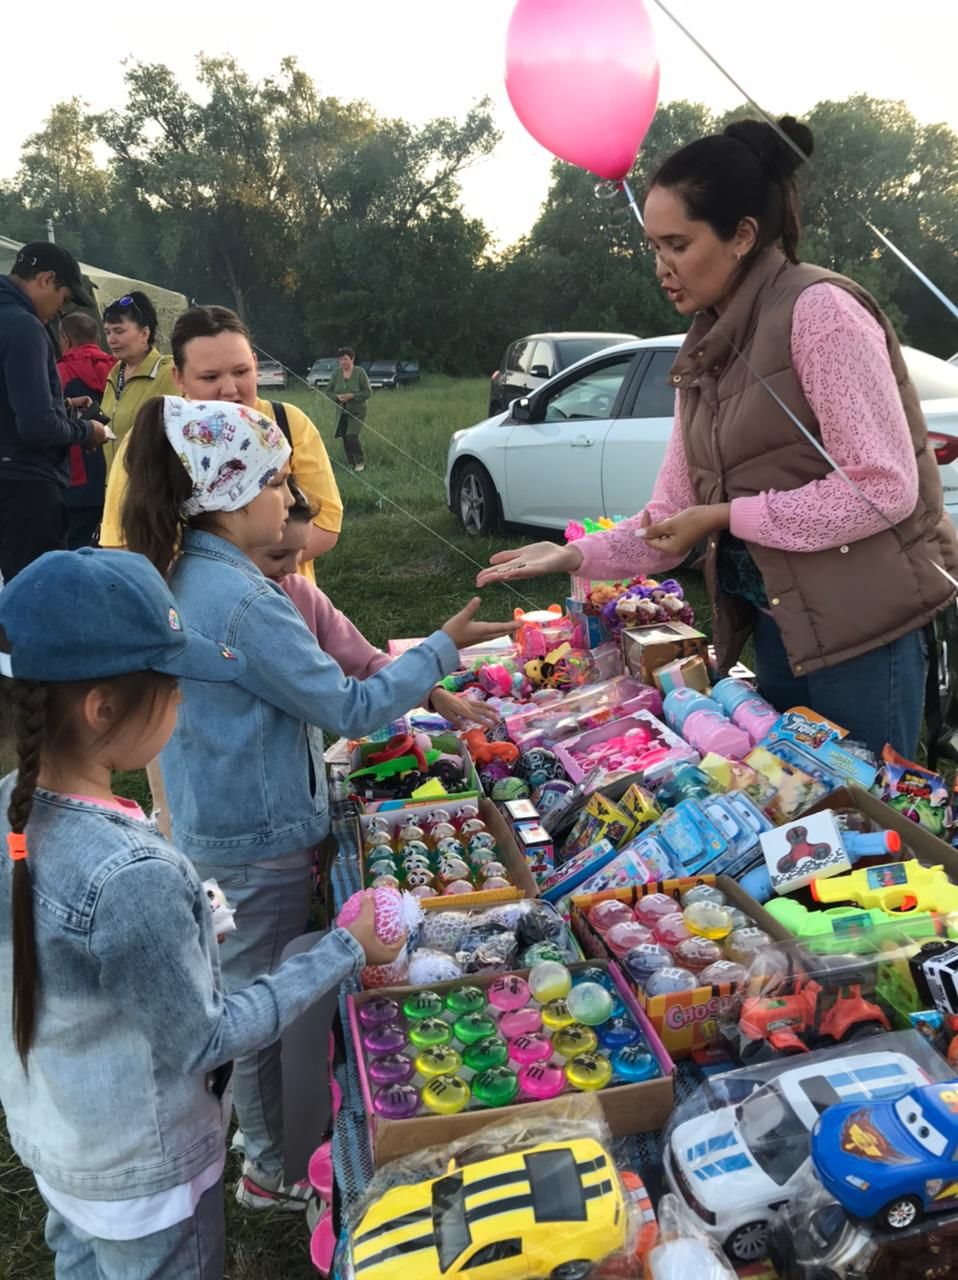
[650,116,814,263]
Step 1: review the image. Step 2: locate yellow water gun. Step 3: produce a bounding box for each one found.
[811,861,958,916]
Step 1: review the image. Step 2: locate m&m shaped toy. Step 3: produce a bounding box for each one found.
[423,1074,471,1115]
[473,1066,519,1107]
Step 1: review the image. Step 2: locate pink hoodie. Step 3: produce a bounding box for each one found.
[576,283,920,582]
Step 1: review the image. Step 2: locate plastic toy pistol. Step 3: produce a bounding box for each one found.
[811,861,958,916]
[765,896,945,952]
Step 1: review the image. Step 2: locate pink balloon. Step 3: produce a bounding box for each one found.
[506,0,660,180]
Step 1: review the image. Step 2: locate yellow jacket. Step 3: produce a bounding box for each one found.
[100,348,178,468]
[99,397,343,583]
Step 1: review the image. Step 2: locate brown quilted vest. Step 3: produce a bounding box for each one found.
[671,247,958,676]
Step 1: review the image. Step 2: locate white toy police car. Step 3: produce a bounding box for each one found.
[665,1052,929,1264]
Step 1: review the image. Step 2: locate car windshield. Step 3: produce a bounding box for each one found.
[555,337,634,368]
[431,1173,471,1273]
[312,359,336,372]
[370,362,397,374]
[736,1085,809,1186]
[904,348,958,400]
[894,1096,948,1156]
[260,361,280,371]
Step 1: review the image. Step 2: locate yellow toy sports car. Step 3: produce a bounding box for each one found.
[350,1138,627,1279]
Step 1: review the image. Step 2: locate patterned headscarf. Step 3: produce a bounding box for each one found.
[162,397,292,517]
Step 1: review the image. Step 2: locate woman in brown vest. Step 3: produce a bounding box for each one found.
[478,117,958,758]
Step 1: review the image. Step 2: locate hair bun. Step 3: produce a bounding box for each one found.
[724,116,813,180]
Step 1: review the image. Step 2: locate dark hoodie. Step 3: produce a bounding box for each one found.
[57,343,114,506]
[0,275,94,486]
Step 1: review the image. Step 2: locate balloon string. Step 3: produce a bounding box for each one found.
[620,179,644,229]
[649,0,958,325]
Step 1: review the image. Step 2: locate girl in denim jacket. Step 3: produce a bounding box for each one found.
[0,547,400,1279]
[120,396,516,1212]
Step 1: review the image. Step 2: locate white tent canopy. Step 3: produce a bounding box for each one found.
[0,235,188,353]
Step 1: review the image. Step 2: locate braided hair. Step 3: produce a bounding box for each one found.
[1,631,178,1067]
[3,658,46,1067]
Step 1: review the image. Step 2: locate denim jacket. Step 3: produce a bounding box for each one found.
[0,783,364,1199]
[162,531,459,863]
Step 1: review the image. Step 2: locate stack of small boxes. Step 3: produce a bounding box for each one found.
[500,798,556,883]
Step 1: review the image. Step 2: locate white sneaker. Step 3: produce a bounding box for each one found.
[235,1166,314,1213]
[229,1129,245,1155]
[354,463,365,472]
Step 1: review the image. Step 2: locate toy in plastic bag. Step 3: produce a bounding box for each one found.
[644,1193,737,1280]
[340,1098,642,1280]
[660,1030,952,1266]
[878,745,949,837]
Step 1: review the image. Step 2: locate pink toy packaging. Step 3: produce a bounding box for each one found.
[554,712,697,788]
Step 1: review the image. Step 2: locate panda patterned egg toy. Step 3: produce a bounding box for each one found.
[515,748,565,788]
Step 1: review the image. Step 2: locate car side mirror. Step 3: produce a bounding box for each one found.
[511,397,532,422]
[529,364,551,379]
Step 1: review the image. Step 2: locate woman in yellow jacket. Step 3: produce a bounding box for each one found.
[100,291,177,468]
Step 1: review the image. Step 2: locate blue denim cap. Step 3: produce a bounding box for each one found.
[0,548,246,684]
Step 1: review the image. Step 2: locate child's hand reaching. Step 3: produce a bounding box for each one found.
[442,597,520,650]
[428,686,501,730]
[341,893,406,968]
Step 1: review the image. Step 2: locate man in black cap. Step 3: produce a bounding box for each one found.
[0,243,111,583]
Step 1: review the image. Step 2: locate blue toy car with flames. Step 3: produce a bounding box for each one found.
[811,1081,958,1232]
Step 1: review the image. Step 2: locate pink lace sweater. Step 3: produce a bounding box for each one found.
[576,283,919,582]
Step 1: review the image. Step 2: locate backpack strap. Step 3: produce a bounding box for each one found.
[271,401,292,446]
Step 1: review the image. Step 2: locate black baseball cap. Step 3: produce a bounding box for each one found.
[12,242,94,308]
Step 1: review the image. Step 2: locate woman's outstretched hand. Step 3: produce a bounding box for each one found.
[475,541,583,588]
[642,504,731,559]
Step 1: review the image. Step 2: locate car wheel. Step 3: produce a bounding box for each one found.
[455,462,499,537]
[879,1196,922,1231]
[550,1262,591,1280]
[843,1021,884,1043]
[725,1220,770,1262]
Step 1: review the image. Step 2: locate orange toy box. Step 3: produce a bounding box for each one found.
[570,876,790,1057]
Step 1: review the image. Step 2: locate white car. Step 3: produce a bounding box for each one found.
[256,358,288,389]
[446,337,958,535]
[664,1051,929,1265]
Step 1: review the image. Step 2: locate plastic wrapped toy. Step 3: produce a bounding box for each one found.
[342,1100,640,1280]
[645,1193,737,1279]
[662,1032,951,1265]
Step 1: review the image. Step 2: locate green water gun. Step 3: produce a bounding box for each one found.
[765,896,948,954]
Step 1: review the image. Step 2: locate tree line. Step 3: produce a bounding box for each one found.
[2,57,956,372]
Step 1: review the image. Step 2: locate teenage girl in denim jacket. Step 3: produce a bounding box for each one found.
[0,548,400,1279]
[120,396,516,1213]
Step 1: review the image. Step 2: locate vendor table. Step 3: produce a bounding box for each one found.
[324,803,709,1279]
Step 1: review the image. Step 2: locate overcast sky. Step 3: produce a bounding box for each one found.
[1,0,956,247]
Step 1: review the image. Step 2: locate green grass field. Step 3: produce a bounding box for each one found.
[0,375,710,1276]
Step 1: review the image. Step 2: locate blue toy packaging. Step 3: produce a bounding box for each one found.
[761,706,878,790]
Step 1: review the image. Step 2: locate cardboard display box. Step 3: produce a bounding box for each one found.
[571,875,792,1058]
[356,797,538,911]
[621,622,708,686]
[349,734,481,812]
[348,959,675,1167]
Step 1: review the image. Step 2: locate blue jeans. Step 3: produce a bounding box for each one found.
[752,611,928,758]
[192,852,313,1181]
[44,1180,224,1280]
